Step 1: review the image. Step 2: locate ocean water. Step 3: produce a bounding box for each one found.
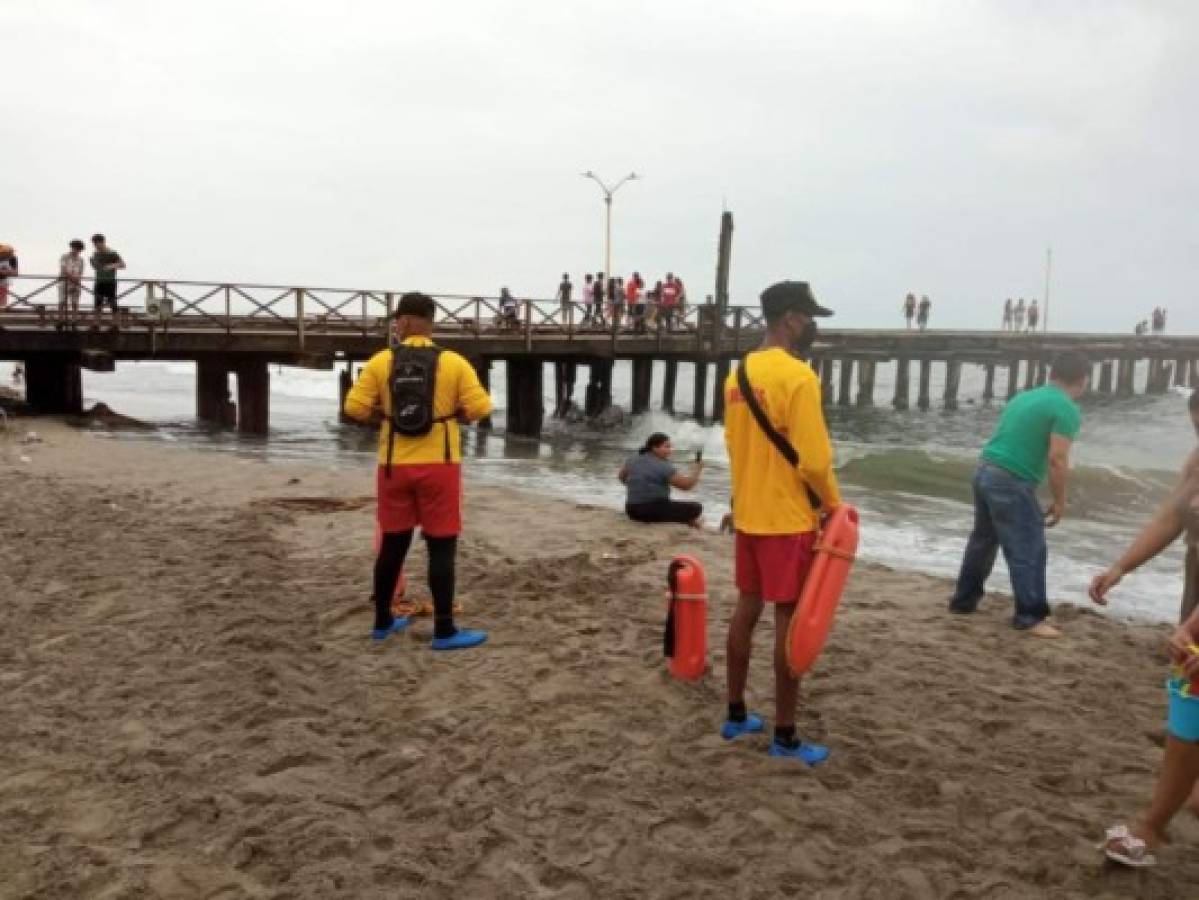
[2,356,1193,624]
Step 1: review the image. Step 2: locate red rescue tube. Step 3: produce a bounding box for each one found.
[664,555,708,681]
[373,522,408,610]
[786,505,860,677]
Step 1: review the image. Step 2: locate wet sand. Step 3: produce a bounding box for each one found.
[2,421,1197,898]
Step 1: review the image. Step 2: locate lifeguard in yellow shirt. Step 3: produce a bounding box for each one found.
[721,280,841,764]
[344,292,493,650]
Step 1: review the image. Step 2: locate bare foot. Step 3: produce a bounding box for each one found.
[1028,621,1062,639]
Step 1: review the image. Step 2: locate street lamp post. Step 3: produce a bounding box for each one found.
[582,170,639,279]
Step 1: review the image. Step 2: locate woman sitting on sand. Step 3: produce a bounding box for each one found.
[618,432,704,527]
[1090,389,1199,867]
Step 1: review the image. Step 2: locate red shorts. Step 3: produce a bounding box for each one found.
[376,463,462,537]
[735,531,818,604]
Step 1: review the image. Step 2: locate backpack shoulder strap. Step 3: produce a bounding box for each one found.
[736,355,799,468]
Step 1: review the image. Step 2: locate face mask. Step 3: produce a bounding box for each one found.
[792,319,818,354]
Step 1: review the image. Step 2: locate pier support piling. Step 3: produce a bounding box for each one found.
[197,358,235,427]
[24,354,83,415]
[473,357,493,429]
[1006,360,1019,399]
[837,358,854,407]
[943,359,962,411]
[693,361,709,422]
[893,358,910,410]
[508,358,545,436]
[662,360,678,414]
[820,358,835,405]
[856,360,876,408]
[1023,359,1037,391]
[1175,358,1188,388]
[1116,358,1135,397]
[554,361,579,418]
[235,360,270,435]
[713,359,730,422]
[630,358,653,415]
[1098,360,1114,395]
[917,359,932,411]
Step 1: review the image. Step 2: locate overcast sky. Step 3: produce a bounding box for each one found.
[3,0,1195,331]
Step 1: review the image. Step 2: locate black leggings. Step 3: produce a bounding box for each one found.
[626,499,703,525]
[374,530,459,638]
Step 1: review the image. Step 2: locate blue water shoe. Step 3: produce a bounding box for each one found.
[720,713,765,740]
[431,628,488,651]
[371,617,410,641]
[768,739,830,766]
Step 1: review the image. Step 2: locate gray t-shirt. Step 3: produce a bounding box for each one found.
[625,452,676,505]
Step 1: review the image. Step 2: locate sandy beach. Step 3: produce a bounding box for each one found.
[2,419,1198,899]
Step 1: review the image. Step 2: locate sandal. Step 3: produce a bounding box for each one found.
[1101,824,1157,867]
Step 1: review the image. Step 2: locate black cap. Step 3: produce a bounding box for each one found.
[760,280,833,319]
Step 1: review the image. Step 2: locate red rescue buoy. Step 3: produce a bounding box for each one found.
[786,505,860,677]
[664,555,708,681]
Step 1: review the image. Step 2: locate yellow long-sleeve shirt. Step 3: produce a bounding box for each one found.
[344,336,493,465]
[723,348,841,534]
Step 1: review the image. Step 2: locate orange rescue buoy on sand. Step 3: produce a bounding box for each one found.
[664,555,708,681]
[786,505,860,677]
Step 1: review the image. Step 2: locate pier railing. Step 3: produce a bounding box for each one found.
[1,275,764,347]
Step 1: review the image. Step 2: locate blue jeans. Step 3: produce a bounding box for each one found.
[949,463,1050,629]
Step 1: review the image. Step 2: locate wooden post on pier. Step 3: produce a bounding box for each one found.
[508,358,544,436]
[630,358,653,415]
[893,358,910,410]
[943,359,962,411]
[197,358,235,426]
[917,359,932,410]
[982,364,996,402]
[856,360,876,408]
[24,354,83,415]
[693,361,709,422]
[713,358,731,422]
[1098,360,1114,395]
[1190,359,1199,389]
[1116,358,1135,397]
[662,360,678,414]
[1006,360,1019,399]
[837,358,854,407]
[235,360,270,435]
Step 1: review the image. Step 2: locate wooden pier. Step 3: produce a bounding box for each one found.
[1,275,1196,435]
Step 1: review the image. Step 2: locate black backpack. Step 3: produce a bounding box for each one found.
[384,344,453,474]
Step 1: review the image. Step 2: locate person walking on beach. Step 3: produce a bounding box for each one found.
[0,243,17,313]
[1013,298,1026,332]
[343,291,493,650]
[1002,298,1013,331]
[1091,390,1199,866]
[90,234,125,327]
[557,273,572,326]
[916,294,931,330]
[618,432,704,526]
[1027,299,1040,332]
[58,240,86,325]
[903,293,916,329]
[721,280,841,764]
[947,350,1090,637]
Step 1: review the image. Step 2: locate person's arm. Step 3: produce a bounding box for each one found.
[669,461,702,491]
[1090,451,1194,603]
[111,254,125,272]
[1044,434,1072,526]
[789,376,841,510]
[453,356,493,422]
[343,356,385,424]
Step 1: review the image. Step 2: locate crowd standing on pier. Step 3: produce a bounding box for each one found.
[570,269,688,331]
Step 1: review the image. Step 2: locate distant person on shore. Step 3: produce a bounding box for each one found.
[556,273,572,326]
[1027,299,1040,332]
[343,291,493,650]
[1014,298,1026,331]
[1002,298,1013,331]
[90,234,125,327]
[1092,389,1199,867]
[903,293,916,329]
[58,240,86,325]
[0,243,18,312]
[917,295,931,330]
[947,350,1090,637]
[618,432,704,526]
[722,280,840,764]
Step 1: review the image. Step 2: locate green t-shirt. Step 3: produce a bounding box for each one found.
[981,384,1081,484]
[91,249,123,282]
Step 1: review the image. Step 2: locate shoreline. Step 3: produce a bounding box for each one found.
[3,420,1199,896]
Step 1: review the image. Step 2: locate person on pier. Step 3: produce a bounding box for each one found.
[618,432,704,526]
[89,234,125,328]
[0,243,17,313]
[591,271,606,327]
[721,280,840,764]
[1027,299,1040,332]
[916,294,931,330]
[1091,389,1199,867]
[624,272,643,332]
[1002,298,1013,331]
[580,274,595,325]
[498,287,519,330]
[1013,298,1026,331]
[556,273,572,327]
[903,293,916,329]
[947,350,1090,638]
[661,274,681,331]
[58,240,86,326]
[344,291,493,651]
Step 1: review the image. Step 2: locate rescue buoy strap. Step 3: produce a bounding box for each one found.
[814,543,855,562]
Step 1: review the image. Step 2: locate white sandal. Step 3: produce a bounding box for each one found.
[1101,824,1157,867]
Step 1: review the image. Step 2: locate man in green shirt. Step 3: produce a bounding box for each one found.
[948,351,1089,637]
[90,233,125,326]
